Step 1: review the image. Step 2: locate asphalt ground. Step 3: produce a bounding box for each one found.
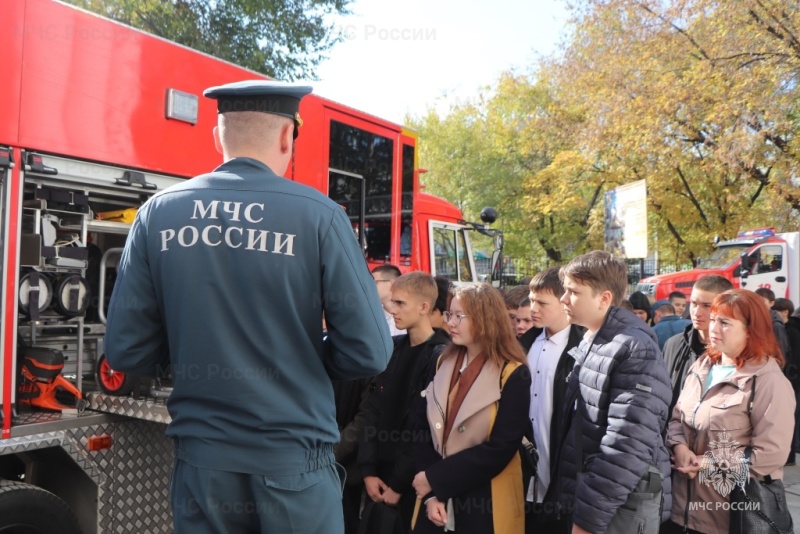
[783,464,800,526]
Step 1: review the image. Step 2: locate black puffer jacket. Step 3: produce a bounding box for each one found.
[555,307,672,532]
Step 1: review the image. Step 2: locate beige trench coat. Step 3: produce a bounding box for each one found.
[666,355,795,534]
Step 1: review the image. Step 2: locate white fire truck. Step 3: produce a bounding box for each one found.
[637,228,800,306]
[0,1,490,531]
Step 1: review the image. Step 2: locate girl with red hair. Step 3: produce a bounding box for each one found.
[665,289,795,533]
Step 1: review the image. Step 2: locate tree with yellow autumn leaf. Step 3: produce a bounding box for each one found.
[553,0,800,262]
[412,0,799,265]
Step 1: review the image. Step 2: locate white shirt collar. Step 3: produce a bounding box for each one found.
[583,329,596,344]
[543,324,571,344]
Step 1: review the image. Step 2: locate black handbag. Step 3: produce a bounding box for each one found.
[729,449,793,534]
[730,375,795,534]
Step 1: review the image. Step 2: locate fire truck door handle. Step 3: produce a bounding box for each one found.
[0,146,15,169]
[776,276,786,282]
[115,170,157,190]
[23,151,58,175]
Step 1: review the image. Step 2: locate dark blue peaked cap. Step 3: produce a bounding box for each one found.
[203,80,313,138]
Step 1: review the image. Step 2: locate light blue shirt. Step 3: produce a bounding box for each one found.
[704,364,736,393]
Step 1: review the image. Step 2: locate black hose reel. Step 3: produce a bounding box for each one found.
[19,271,91,318]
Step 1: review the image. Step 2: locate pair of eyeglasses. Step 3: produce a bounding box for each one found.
[443,311,468,325]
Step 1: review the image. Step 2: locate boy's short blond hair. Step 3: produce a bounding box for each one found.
[392,272,438,308]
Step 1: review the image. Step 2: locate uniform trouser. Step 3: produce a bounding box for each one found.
[170,459,344,534]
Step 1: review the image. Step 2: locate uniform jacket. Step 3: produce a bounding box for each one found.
[666,355,795,534]
[555,307,673,533]
[105,157,392,475]
[662,324,703,416]
[518,324,583,509]
[358,330,450,493]
[413,359,532,534]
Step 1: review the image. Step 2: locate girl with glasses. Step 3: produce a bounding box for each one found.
[411,283,530,533]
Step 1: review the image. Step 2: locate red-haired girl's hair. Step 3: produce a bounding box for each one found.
[706,289,784,368]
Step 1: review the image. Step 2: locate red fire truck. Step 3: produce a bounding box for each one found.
[0,0,495,531]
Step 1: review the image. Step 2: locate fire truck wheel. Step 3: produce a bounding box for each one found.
[0,480,81,534]
[96,354,135,396]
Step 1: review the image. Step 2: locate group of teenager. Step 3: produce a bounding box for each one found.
[341,250,796,534]
[100,81,794,533]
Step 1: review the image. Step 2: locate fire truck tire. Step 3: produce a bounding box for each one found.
[96,354,136,396]
[0,480,82,534]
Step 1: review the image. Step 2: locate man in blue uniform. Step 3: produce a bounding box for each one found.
[105,80,392,534]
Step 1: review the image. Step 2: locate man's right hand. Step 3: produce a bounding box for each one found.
[364,476,388,502]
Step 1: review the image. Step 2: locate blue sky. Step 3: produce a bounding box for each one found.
[314,0,570,124]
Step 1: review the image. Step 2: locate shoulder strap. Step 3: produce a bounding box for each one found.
[744,374,772,483]
[487,361,522,440]
[499,361,521,390]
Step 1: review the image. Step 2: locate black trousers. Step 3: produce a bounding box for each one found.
[342,483,363,534]
[524,499,570,534]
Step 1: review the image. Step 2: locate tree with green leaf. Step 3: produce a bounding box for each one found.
[66,0,352,80]
[409,72,603,265]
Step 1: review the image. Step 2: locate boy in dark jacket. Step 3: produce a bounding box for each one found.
[556,251,672,534]
[755,287,792,362]
[359,272,450,528]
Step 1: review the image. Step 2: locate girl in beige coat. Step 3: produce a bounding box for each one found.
[665,289,795,533]
[411,283,530,534]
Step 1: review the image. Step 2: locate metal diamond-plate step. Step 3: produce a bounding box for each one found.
[87,393,171,423]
